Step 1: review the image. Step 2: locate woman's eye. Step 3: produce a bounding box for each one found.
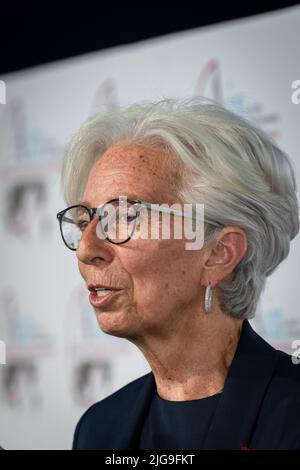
[77,220,89,231]
[120,212,139,223]
[126,214,138,223]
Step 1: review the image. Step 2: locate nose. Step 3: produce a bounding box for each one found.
[76,217,114,265]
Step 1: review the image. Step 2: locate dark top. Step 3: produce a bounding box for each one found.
[139,390,222,450]
[72,320,300,450]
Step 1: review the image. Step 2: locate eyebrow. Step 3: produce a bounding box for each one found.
[78,194,158,207]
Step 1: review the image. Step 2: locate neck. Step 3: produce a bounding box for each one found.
[131,309,244,401]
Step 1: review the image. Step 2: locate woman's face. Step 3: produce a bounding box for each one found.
[77,141,205,343]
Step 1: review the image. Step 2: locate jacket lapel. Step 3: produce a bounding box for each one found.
[202,319,279,449]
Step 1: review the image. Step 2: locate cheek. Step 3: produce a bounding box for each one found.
[122,241,200,305]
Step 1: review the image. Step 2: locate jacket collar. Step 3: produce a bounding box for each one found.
[113,319,279,449]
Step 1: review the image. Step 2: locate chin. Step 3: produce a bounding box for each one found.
[95,310,132,338]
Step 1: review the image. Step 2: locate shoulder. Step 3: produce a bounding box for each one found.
[253,348,300,449]
[271,348,300,395]
[247,320,300,391]
[262,347,300,420]
[82,371,150,416]
[72,371,151,449]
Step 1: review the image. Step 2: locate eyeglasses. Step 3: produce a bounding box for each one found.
[56,196,223,251]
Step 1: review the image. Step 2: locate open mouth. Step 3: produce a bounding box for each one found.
[88,285,122,307]
[94,287,113,297]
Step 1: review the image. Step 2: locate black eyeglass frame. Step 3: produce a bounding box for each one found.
[56,197,223,251]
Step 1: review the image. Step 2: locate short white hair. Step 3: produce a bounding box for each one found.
[61,96,300,320]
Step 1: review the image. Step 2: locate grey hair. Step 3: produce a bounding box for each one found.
[61,96,300,320]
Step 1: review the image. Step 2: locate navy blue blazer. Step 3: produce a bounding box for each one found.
[72,320,300,450]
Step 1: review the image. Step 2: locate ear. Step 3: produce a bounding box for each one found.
[200,226,248,287]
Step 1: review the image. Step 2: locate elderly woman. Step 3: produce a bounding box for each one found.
[57,97,300,450]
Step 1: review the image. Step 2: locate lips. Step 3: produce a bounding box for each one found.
[88,283,123,308]
[88,283,121,292]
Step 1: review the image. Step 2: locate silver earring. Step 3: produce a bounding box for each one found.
[204,282,213,313]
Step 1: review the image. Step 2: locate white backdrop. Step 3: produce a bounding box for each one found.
[0,5,300,449]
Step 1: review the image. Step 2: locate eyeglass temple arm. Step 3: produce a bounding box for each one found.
[139,201,222,228]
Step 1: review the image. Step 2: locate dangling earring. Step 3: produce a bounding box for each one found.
[204,282,213,314]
